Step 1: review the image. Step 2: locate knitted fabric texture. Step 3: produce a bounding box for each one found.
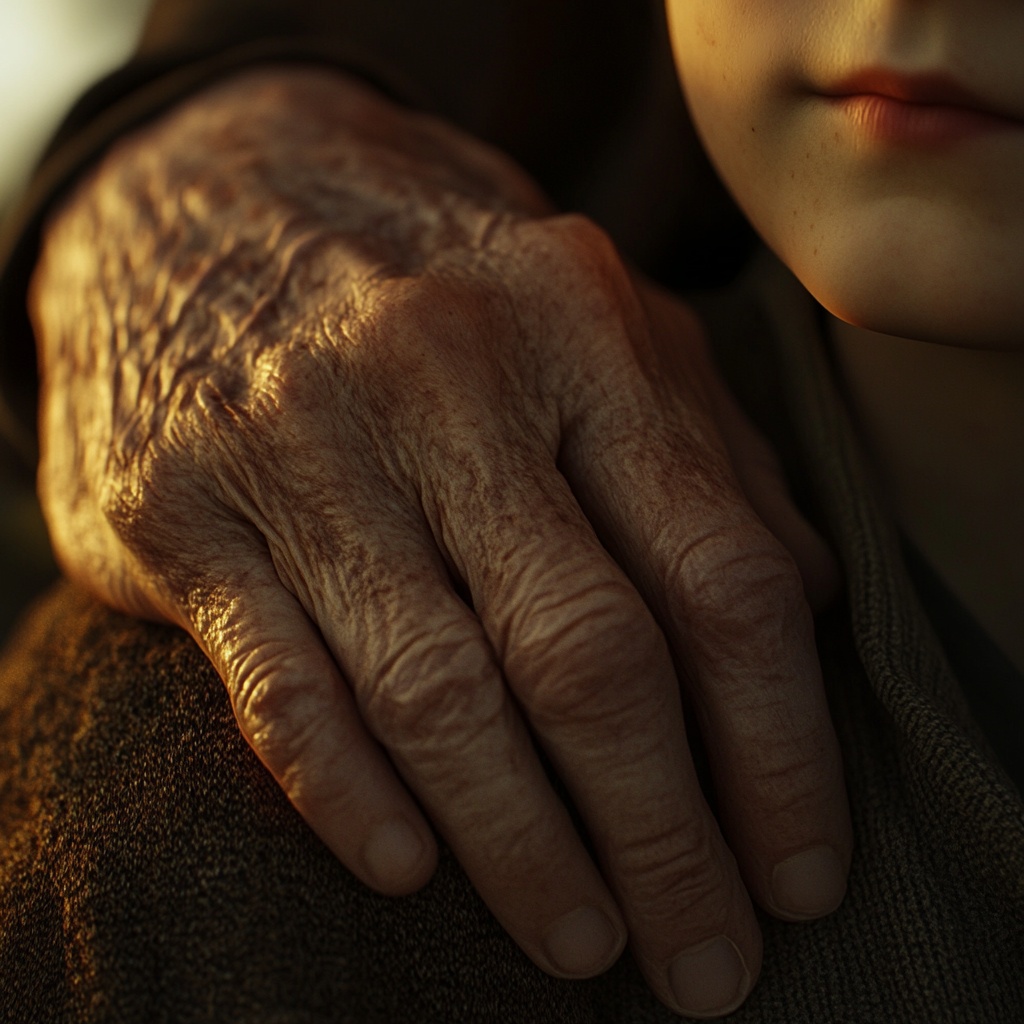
[1,266,1021,1022]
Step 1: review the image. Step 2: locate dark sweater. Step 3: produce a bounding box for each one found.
[1,252,1022,1021]
[0,4,1021,1020]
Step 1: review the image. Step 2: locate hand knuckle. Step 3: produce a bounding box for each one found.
[736,718,840,813]
[510,578,665,721]
[757,750,833,811]
[515,213,625,300]
[248,342,332,421]
[620,822,727,916]
[361,620,500,749]
[232,645,333,773]
[101,447,181,539]
[542,213,619,267]
[671,528,807,638]
[366,276,496,364]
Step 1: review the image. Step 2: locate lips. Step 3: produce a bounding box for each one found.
[821,70,1024,146]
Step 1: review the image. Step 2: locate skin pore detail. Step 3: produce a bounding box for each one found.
[666,0,1024,675]
[35,65,868,1017]
[18,1,1018,1016]
[666,0,1024,348]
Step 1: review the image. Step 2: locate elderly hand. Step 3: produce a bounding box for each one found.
[32,66,849,1018]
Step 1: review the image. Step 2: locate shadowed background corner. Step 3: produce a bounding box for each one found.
[0,0,151,643]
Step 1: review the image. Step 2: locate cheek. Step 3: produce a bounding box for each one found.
[666,0,807,238]
[666,0,1024,348]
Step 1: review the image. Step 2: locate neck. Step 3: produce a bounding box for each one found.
[830,317,1024,674]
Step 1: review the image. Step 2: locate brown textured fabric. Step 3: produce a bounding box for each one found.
[0,584,596,1023]
[2,260,1021,1022]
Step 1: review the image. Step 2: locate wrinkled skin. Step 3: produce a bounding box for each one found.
[32,67,849,1018]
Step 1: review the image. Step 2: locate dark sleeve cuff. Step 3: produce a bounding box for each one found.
[0,36,429,469]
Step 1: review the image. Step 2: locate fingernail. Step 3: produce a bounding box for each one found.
[543,905,622,977]
[770,845,846,919]
[669,936,749,1017]
[363,818,426,889]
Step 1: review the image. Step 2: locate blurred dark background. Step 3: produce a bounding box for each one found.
[0,0,150,643]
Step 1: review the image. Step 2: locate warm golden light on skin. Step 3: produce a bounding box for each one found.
[666,0,1024,348]
[665,0,1024,671]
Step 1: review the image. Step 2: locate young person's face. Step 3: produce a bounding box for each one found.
[665,0,1024,349]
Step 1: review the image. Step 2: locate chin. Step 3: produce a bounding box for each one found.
[768,199,1024,351]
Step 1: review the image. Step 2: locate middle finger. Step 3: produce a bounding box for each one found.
[262,492,631,980]
[425,448,763,1017]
